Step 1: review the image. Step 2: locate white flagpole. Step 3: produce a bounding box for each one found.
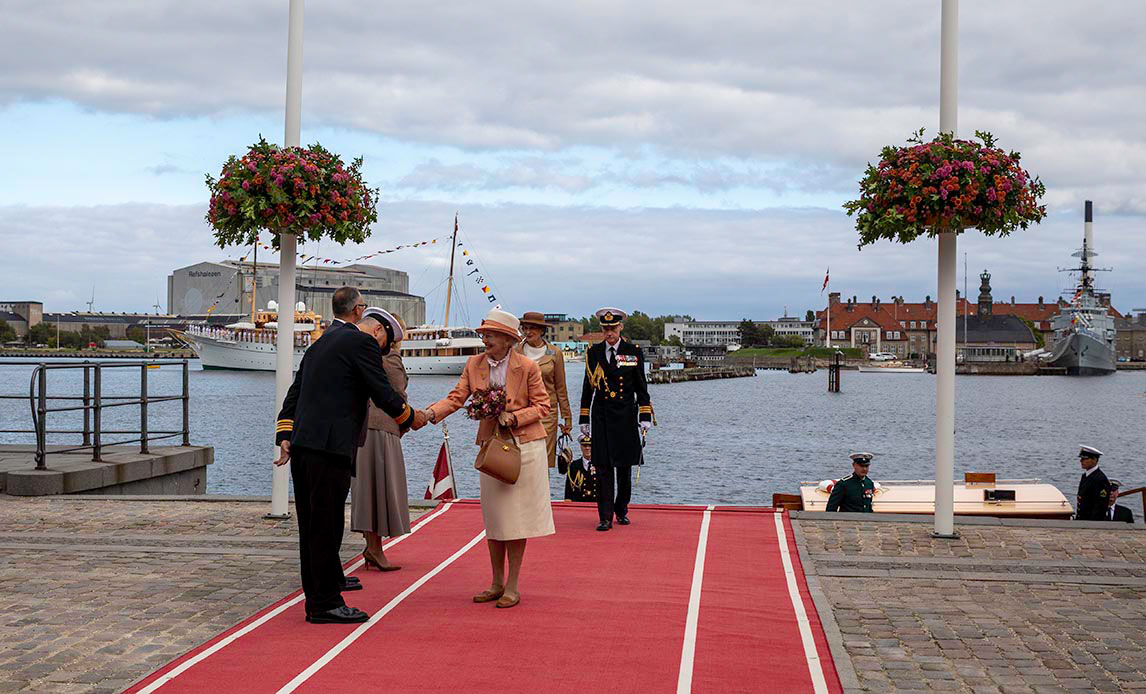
[268,0,304,519]
[933,0,959,538]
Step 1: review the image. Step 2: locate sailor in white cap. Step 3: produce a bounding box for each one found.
[1075,445,1110,521]
[579,307,652,531]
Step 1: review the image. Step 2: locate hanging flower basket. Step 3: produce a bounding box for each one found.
[205,136,379,249]
[843,130,1046,248]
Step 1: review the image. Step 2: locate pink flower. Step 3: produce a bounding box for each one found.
[242,180,250,190]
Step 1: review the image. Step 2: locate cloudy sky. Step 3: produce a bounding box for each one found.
[2,0,1144,322]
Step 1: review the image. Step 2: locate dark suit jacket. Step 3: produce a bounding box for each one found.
[275,323,412,461]
[1076,467,1110,521]
[1110,504,1134,523]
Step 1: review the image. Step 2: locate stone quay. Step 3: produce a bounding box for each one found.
[0,496,1144,693]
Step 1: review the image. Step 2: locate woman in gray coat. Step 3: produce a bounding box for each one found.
[351,312,410,571]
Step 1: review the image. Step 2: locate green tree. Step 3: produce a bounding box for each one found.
[622,310,656,342]
[805,309,816,322]
[737,319,756,346]
[758,324,775,346]
[0,319,16,343]
[27,323,55,346]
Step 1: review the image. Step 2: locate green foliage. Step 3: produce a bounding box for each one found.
[26,323,54,346]
[737,320,774,347]
[805,309,816,322]
[205,136,379,249]
[576,312,692,345]
[1019,317,1045,348]
[844,130,1046,248]
[0,319,16,343]
[772,334,807,349]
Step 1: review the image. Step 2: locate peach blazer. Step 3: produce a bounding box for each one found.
[428,351,550,445]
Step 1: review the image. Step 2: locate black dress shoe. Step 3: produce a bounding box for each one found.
[306,606,369,624]
[616,516,630,525]
[596,520,612,531]
[341,581,363,592]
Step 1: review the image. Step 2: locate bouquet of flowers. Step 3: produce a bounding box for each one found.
[205,136,379,249]
[465,386,507,421]
[844,129,1046,248]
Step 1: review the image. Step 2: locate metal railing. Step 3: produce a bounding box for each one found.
[0,360,190,469]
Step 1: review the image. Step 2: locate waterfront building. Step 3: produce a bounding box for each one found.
[0,301,43,337]
[818,279,1122,359]
[663,319,741,346]
[40,312,177,339]
[1115,311,1146,361]
[538,313,584,342]
[663,317,815,347]
[953,271,1039,362]
[765,315,816,345]
[167,261,425,325]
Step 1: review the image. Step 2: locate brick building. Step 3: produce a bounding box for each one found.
[818,280,1121,359]
[1115,312,1146,361]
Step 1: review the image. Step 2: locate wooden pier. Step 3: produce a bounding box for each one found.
[647,366,756,383]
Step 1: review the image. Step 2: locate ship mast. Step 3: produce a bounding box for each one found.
[442,213,459,328]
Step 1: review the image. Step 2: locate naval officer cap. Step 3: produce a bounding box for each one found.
[1079,445,1103,460]
[362,307,404,343]
[849,452,873,465]
[595,307,627,326]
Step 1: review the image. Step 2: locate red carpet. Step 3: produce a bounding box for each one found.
[126,502,841,694]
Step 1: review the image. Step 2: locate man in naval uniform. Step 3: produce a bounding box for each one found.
[825,452,875,513]
[1074,445,1109,522]
[579,308,652,531]
[1105,479,1134,523]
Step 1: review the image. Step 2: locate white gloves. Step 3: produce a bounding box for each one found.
[580,424,590,437]
[640,421,652,432]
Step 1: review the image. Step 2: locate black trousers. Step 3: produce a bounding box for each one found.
[597,464,632,522]
[290,446,353,615]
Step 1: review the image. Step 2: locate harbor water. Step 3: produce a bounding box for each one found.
[2,358,1144,507]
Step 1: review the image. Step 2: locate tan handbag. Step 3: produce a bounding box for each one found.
[475,424,521,484]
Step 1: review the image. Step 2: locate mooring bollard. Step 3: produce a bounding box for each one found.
[828,351,842,393]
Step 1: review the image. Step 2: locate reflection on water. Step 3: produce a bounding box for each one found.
[2,358,1144,506]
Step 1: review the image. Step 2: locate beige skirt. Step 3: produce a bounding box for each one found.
[351,430,411,538]
[479,437,555,541]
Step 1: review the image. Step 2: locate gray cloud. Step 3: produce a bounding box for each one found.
[2,201,1142,319]
[3,1,1146,209]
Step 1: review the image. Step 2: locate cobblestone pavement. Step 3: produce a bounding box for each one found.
[792,514,1146,694]
[0,497,429,694]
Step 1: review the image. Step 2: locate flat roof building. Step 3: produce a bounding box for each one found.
[167,261,426,326]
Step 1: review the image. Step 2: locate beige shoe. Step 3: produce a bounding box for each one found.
[473,588,505,603]
[495,593,520,609]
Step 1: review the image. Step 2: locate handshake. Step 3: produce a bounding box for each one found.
[410,407,434,432]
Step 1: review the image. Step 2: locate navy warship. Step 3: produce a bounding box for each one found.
[1047,201,1117,376]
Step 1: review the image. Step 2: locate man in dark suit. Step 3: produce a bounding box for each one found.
[1074,445,1110,522]
[579,308,652,531]
[1106,480,1135,523]
[274,289,424,624]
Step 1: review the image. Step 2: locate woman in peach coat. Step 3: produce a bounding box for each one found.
[420,309,554,609]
